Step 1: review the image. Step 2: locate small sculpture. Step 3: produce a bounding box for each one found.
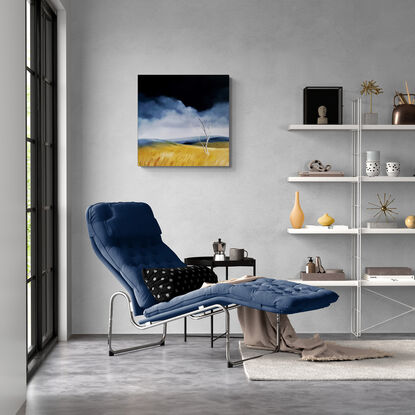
[308,159,332,172]
[318,213,335,227]
[360,80,383,114]
[317,106,328,124]
[315,256,326,273]
[360,80,383,124]
[367,193,398,221]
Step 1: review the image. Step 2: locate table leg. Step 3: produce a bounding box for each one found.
[210,265,215,348]
[253,263,256,276]
[226,266,228,280]
[184,317,187,342]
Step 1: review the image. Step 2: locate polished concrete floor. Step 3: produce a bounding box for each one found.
[25,334,415,415]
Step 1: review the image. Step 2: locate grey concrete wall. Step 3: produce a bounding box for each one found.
[0,1,26,412]
[68,0,415,334]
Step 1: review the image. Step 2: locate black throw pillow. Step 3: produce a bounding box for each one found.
[142,266,218,303]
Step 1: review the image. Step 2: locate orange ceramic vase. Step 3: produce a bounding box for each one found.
[289,191,304,229]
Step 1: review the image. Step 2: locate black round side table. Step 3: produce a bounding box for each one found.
[183,256,256,347]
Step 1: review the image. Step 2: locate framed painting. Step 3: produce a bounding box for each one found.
[138,75,229,167]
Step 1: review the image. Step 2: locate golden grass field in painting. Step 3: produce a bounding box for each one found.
[138,142,229,167]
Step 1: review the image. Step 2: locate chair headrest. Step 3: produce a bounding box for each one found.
[88,202,162,241]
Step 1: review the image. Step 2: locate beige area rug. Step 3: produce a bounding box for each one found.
[239,340,415,380]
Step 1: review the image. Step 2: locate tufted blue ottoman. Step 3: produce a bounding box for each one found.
[141,278,338,323]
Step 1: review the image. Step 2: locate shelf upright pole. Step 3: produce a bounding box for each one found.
[357,97,362,337]
[351,99,357,335]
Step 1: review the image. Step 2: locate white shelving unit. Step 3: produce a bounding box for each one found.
[288,279,359,287]
[288,177,358,182]
[362,124,415,130]
[361,176,415,182]
[362,279,415,286]
[288,176,415,183]
[288,124,357,131]
[287,228,358,234]
[362,228,415,234]
[288,100,415,336]
[288,124,415,131]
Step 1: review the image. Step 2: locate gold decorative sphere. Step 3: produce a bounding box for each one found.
[405,215,415,229]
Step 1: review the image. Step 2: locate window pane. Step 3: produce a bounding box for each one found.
[26,211,32,278]
[46,271,54,341]
[26,0,31,68]
[45,18,53,81]
[26,71,31,139]
[46,85,53,144]
[27,281,34,352]
[26,142,32,209]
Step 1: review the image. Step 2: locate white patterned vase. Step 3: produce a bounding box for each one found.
[366,161,380,177]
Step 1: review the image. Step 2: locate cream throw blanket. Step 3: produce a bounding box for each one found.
[205,276,391,361]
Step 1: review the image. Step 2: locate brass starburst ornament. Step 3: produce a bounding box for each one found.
[367,193,398,221]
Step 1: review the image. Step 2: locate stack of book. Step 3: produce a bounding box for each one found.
[363,267,414,281]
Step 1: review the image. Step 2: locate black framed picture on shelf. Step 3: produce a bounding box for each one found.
[303,86,343,124]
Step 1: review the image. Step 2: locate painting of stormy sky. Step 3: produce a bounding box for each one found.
[138,75,229,167]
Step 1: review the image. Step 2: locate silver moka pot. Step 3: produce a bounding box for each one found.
[213,238,226,261]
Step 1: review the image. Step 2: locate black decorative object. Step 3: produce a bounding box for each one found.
[303,87,343,124]
[142,265,218,303]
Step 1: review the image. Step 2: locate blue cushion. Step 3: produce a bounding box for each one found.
[86,202,185,314]
[140,278,339,323]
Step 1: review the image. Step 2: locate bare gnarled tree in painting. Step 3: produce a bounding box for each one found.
[198,117,210,155]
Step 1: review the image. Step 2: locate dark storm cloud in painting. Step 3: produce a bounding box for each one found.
[138,75,229,112]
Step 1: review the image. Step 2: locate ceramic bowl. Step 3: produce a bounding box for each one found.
[366,161,380,177]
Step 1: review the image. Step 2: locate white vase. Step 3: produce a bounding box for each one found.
[366,161,380,177]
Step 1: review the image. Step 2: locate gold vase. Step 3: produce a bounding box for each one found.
[289,191,304,229]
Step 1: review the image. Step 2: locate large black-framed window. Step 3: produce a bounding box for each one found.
[26,0,58,373]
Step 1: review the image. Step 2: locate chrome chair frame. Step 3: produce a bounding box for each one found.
[108,291,281,367]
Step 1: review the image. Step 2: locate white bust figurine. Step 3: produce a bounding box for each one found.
[317,105,328,124]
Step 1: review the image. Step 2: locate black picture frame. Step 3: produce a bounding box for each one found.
[303,87,343,124]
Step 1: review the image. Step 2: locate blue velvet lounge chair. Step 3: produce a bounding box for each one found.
[86,202,338,367]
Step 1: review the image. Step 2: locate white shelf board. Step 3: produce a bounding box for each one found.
[288,124,357,131]
[288,176,415,182]
[361,176,415,182]
[362,279,415,286]
[288,279,358,287]
[362,228,415,234]
[288,176,357,182]
[362,124,415,130]
[288,124,415,131]
[288,228,358,234]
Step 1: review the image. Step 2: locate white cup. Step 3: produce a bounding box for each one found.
[386,162,400,177]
